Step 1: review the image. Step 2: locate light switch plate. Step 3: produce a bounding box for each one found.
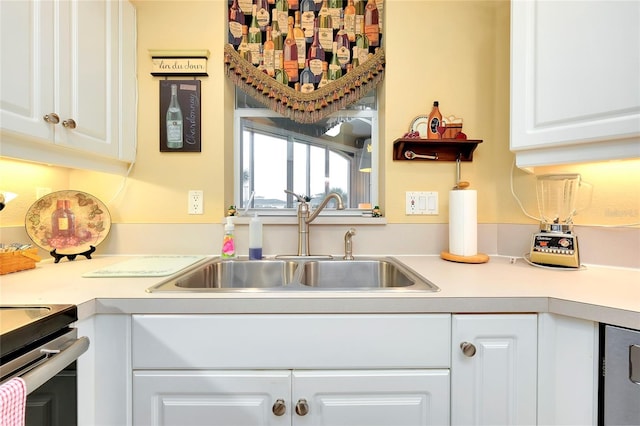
[406,191,438,215]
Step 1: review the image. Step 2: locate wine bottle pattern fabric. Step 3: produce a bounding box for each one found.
[224,0,385,123]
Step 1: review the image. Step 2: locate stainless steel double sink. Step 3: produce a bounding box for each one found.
[146,257,440,292]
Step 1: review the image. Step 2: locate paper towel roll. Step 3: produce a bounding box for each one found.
[449,189,477,256]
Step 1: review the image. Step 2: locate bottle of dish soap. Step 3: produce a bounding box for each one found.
[249,214,263,260]
[221,216,236,258]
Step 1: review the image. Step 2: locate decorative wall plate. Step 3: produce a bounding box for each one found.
[409,115,429,138]
[25,190,111,255]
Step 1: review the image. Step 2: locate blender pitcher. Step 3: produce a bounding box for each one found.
[536,173,592,231]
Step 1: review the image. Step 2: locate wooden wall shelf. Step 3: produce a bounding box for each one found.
[393,138,483,162]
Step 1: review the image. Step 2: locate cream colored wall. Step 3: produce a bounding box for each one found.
[69,0,230,224]
[1,0,638,230]
[383,0,512,223]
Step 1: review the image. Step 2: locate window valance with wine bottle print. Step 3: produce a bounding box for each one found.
[224,0,385,124]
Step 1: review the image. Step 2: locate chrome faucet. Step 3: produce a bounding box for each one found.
[284,190,345,257]
[343,228,356,260]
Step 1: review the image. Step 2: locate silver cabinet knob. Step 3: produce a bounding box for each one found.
[62,118,77,129]
[272,399,286,416]
[43,113,60,124]
[460,341,477,357]
[295,398,309,416]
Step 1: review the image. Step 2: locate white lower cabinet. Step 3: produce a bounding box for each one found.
[131,314,451,426]
[451,314,538,426]
[133,369,450,426]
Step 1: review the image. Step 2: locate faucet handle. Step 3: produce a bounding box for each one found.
[284,189,311,203]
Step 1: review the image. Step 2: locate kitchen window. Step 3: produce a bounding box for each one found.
[234,87,378,215]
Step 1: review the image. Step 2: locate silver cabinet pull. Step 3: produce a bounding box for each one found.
[272,399,286,416]
[62,118,77,129]
[43,113,60,124]
[460,341,477,357]
[295,398,309,416]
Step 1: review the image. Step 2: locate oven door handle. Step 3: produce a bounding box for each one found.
[21,336,90,395]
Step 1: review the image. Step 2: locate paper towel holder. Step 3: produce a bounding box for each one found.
[441,186,489,264]
[440,251,489,264]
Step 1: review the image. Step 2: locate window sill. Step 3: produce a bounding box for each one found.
[227,215,387,226]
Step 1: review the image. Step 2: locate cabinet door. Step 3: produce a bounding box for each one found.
[1,0,136,172]
[451,314,537,426]
[56,0,124,159]
[0,0,55,141]
[133,370,291,426]
[510,0,640,167]
[292,370,450,426]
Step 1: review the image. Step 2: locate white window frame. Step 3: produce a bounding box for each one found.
[234,108,379,217]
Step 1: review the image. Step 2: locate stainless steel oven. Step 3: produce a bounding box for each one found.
[599,324,640,426]
[0,305,89,426]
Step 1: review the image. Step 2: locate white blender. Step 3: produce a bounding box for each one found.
[529,173,591,268]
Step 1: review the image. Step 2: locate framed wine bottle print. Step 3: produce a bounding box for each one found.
[159,80,201,152]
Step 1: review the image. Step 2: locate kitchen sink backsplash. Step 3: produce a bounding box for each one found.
[1,223,638,269]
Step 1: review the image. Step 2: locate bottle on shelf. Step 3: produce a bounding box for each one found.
[364,0,379,47]
[283,16,299,82]
[228,0,245,46]
[427,101,442,140]
[166,84,183,149]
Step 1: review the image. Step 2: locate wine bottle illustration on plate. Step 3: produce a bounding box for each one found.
[166,84,183,149]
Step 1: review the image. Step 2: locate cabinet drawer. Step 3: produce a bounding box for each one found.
[132,314,451,369]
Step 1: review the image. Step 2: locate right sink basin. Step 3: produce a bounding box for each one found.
[299,258,440,291]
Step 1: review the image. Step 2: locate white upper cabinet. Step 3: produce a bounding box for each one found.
[0,0,136,174]
[510,0,640,167]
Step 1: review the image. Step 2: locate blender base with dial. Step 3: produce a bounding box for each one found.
[530,224,580,268]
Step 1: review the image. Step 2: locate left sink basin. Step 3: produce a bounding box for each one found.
[146,259,299,292]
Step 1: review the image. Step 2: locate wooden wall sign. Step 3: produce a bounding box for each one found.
[149,50,210,76]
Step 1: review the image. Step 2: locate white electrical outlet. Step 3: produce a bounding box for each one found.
[188,190,203,214]
[405,191,438,215]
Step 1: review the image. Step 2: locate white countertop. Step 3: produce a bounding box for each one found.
[1,255,638,329]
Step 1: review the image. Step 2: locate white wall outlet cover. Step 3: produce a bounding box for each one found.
[188,190,203,214]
